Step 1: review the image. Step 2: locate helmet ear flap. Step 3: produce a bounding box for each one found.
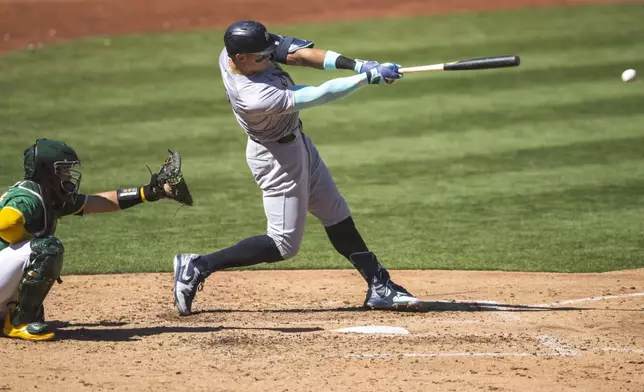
[38,161,49,176]
[23,144,37,179]
[31,140,41,176]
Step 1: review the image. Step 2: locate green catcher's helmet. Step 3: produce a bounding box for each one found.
[23,139,82,203]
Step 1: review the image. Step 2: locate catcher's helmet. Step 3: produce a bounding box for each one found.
[24,139,82,203]
[224,20,277,56]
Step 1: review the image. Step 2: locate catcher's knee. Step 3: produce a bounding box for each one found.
[29,236,65,278]
[13,236,64,324]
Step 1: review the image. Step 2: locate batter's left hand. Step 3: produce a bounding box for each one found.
[354,59,380,74]
[366,63,403,85]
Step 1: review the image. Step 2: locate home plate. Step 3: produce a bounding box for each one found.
[332,326,409,335]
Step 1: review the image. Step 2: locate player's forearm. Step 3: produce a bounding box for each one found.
[292,73,368,111]
[321,50,362,72]
[83,192,121,214]
[285,48,326,69]
[286,48,360,72]
[84,186,154,214]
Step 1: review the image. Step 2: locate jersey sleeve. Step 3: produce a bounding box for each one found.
[291,73,367,111]
[60,194,89,216]
[234,83,296,116]
[0,195,40,244]
[0,207,29,244]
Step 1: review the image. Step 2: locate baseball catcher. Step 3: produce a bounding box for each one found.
[0,139,192,341]
[172,20,422,316]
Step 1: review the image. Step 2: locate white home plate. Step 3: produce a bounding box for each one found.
[332,326,409,335]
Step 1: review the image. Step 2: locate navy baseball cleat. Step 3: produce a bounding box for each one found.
[173,254,209,316]
[364,281,423,310]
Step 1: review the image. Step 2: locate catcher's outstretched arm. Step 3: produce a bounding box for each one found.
[82,192,120,214]
[79,188,153,215]
[82,189,158,214]
[79,150,193,215]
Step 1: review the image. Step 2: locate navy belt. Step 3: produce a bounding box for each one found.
[250,133,297,145]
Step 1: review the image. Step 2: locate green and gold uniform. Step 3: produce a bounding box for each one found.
[0,180,88,250]
[1,178,85,341]
[2,138,185,341]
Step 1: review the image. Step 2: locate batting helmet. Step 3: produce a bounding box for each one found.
[224,20,277,56]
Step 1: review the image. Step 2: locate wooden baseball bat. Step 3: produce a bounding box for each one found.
[398,55,520,74]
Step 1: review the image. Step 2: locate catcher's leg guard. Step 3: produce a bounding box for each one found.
[4,236,63,341]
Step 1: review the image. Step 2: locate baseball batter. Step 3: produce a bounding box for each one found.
[173,20,422,315]
[0,139,192,341]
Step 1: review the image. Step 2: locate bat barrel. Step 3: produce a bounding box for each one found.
[444,55,520,71]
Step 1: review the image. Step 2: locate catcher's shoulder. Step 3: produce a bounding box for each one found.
[0,181,45,213]
[4,180,44,198]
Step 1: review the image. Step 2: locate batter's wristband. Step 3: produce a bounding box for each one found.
[323,51,341,71]
[335,56,357,72]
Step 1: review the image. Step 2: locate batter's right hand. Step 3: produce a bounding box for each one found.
[365,63,403,85]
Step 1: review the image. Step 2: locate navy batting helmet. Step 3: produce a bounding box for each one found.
[224,20,277,56]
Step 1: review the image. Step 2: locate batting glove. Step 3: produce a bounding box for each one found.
[354,59,380,73]
[365,63,403,85]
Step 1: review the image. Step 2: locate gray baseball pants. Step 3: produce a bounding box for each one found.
[246,129,351,259]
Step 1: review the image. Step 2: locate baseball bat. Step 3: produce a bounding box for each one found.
[398,55,520,74]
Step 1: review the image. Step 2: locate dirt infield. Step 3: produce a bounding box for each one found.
[2,269,643,391]
[2,0,644,390]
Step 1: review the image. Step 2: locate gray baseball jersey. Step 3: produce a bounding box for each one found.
[219,48,350,259]
[219,48,301,143]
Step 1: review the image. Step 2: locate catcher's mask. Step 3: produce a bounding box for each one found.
[24,139,82,204]
[224,20,278,56]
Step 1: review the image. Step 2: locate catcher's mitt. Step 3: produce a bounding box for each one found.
[146,150,193,206]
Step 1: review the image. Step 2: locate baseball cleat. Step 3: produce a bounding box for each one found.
[364,281,423,311]
[173,253,208,316]
[3,309,54,341]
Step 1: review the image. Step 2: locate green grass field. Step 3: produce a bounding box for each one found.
[1,3,643,274]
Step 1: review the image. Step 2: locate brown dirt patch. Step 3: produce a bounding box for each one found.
[2,269,644,391]
[0,0,639,54]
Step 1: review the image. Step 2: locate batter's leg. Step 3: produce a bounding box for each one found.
[197,137,310,270]
[324,216,390,282]
[173,137,310,315]
[304,135,382,278]
[305,136,422,310]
